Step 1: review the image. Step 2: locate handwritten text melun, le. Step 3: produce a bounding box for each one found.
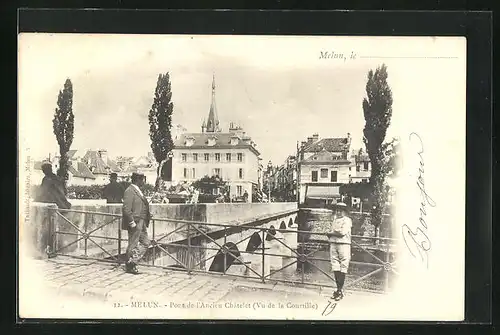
[319,51,357,62]
[402,133,436,269]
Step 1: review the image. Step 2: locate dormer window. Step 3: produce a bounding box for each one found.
[207,137,217,146]
[185,136,195,147]
[230,136,239,145]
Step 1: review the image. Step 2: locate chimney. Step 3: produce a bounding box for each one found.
[312,133,319,142]
[301,141,307,148]
[307,137,313,144]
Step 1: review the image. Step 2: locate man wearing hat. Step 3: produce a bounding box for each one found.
[328,202,352,301]
[35,161,71,209]
[122,172,151,274]
[102,173,124,203]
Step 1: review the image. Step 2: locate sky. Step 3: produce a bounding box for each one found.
[18,34,463,165]
[18,34,467,314]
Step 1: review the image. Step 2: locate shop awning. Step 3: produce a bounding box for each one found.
[306,185,340,199]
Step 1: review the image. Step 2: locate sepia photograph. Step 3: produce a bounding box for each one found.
[18,34,466,320]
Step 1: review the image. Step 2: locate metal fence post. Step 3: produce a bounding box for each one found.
[84,213,88,257]
[223,227,227,275]
[48,207,56,256]
[261,228,265,283]
[117,221,122,263]
[187,222,191,275]
[385,242,390,291]
[152,219,155,266]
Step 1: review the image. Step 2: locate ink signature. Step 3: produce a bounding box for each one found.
[402,133,436,268]
[321,298,337,316]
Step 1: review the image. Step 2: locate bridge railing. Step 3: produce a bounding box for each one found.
[46,207,397,293]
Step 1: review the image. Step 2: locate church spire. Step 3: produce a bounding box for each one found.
[205,73,220,133]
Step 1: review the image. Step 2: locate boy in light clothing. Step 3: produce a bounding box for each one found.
[328,202,352,301]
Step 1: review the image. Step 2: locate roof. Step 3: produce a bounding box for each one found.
[125,165,138,173]
[76,162,96,179]
[174,132,260,155]
[116,156,135,162]
[67,150,78,159]
[66,162,96,179]
[303,151,352,165]
[67,165,80,177]
[106,159,122,172]
[134,155,155,167]
[303,138,350,153]
[82,151,110,175]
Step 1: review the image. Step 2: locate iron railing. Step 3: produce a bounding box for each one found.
[46,207,398,292]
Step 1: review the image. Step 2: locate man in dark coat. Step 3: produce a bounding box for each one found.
[35,162,71,209]
[122,172,151,274]
[102,173,124,203]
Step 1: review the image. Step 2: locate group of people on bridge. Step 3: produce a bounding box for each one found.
[34,161,353,301]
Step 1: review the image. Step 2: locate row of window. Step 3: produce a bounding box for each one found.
[210,185,245,196]
[310,168,370,182]
[181,153,244,163]
[183,167,245,179]
[312,169,338,182]
[356,161,370,171]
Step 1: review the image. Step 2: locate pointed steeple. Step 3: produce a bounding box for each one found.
[205,73,220,132]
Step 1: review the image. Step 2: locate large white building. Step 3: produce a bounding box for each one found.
[170,76,261,201]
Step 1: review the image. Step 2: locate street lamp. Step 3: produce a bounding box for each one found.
[267,160,272,203]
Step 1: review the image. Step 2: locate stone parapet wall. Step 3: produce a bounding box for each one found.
[22,202,299,259]
[204,202,298,224]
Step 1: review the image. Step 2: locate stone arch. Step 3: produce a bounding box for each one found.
[294,216,298,224]
[246,232,262,252]
[279,221,286,231]
[288,217,294,227]
[209,242,241,273]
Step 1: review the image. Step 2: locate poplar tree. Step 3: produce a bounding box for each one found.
[362,64,393,237]
[148,73,174,190]
[52,78,74,190]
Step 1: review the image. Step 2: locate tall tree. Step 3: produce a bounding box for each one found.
[52,78,74,190]
[148,73,174,190]
[362,64,393,237]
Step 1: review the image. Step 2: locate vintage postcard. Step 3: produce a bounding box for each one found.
[18,34,466,321]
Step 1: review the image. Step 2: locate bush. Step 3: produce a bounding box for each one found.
[31,182,156,200]
[68,185,103,199]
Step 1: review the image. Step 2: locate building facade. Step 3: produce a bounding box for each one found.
[351,149,371,183]
[297,133,354,204]
[171,75,261,201]
[272,155,298,202]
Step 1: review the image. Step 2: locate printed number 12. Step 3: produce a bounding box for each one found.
[322,301,337,316]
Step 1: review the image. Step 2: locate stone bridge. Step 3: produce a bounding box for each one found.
[22,201,397,294]
[24,202,299,283]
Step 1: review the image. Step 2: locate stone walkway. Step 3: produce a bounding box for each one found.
[21,256,388,320]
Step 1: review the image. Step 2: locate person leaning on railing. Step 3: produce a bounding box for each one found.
[327,202,352,301]
[35,161,71,210]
